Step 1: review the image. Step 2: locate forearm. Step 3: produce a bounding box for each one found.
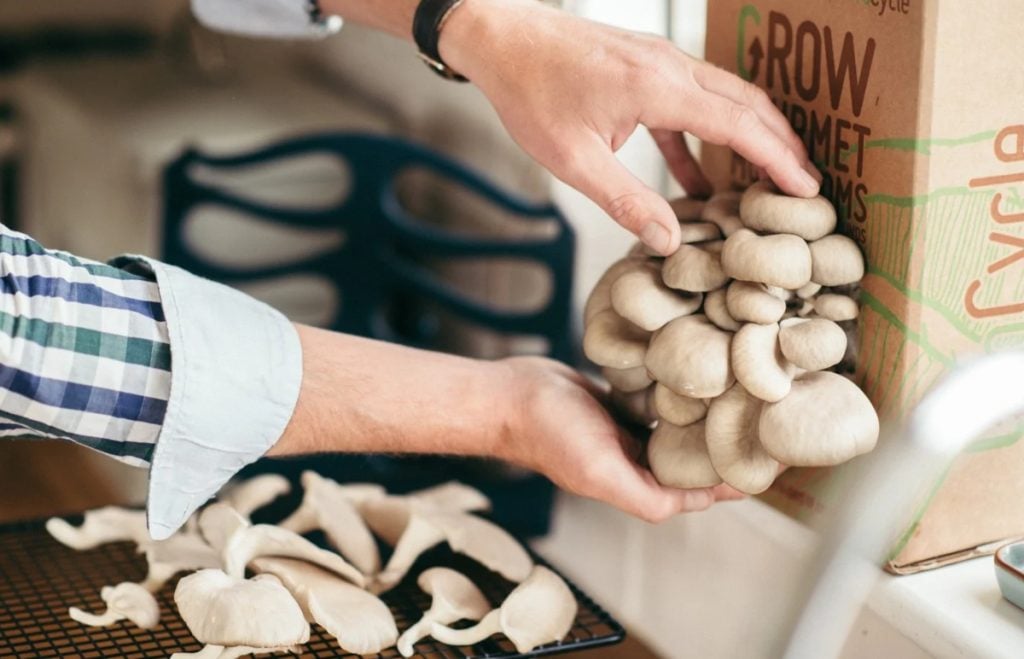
[318,0,418,39]
[270,324,512,459]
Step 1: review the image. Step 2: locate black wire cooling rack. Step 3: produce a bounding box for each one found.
[0,516,624,659]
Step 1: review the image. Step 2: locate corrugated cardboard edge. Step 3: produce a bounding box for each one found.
[887,537,1024,575]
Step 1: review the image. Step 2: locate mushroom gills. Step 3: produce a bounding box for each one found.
[277,471,383,575]
[705,384,781,494]
[252,557,398,655]
[648,420,722,489]
[430,566,577,654]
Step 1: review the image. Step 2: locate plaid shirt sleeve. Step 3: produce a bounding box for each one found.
[0,225,303,540]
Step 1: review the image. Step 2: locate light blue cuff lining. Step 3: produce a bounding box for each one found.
[138,259,303,540]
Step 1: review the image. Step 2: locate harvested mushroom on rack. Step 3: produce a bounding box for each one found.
[583,182,879,490]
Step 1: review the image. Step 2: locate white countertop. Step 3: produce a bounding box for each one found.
[869,555,1024,659]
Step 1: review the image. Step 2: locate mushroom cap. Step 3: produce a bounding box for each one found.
[739,181,837,240]
[778,318,847,372]
[69,582,161,630]
[610,386,656,427]
[702,191,743,237]
[678,221,722,244]
[809,235,865,286]
[498,566,577,654]
[584,258,647,323]
[813,294,859,322]
[726,281,787,325]
[583,310,650,369]
[175,570,310,648]
[796,282,822,300]
[645,315,735,399]
[602,365,653,393]
[670,196,707,221]
[721,229,813,290]
[252,557,399,656]
[648,420,723,489]
[662,241,730,292]
[705,384,781,494]
[759,371,879,466]
[731,323,793,403]
[418,567,491,620]
[217,474,291,519]
[653,383,708,427]
[409,481,492,514]
[611,265,702,331]
[198,502,250,554]
[703,288,741,332]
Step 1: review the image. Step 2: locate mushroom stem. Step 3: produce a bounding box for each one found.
[430,609,503,647]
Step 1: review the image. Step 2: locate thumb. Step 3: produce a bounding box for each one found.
[554,135,681,256]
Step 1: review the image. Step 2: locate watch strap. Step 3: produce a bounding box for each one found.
[413,0,469,81]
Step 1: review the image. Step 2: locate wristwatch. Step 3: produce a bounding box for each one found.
[413,0,470,82]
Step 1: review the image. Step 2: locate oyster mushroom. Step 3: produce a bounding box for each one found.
[224,524,365,587]
[396,568,491,657]
[406,481,491,514]
[812,294,860,322]
[653,383,708,427]
[610,386,656,427]
[704,288,741,332]
[278,471,383,575]
[175,570,309,649]
[583,310,650,369]
[252,557,398,655]
[47,506,149,550]
[809,235,865,286]
[759,371,879,466]
[69,582,160,630]
[197,502,250,554]
[611,265,702,331]
[731,323,793,403]
[142,529,221,591]
[702,190,744,237]
[602,365,654,393]
[373,509,533,593]
[705,384,781,494]
[645,315,734,399]
[678,221,722,244]
[778,318,847,372]
[739,181,837,241]
[796,282,822,300]
[669,196,707,221]
[584,258,648,323]
[218,474,291,518]
[648,420,722,489]
[726,281,787,325]
[171,644,301,659]
[721,229,813,290]
[430,566,577,654]
[662,241,730,292]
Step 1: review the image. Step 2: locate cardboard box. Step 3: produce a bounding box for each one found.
[702,0,1024,572]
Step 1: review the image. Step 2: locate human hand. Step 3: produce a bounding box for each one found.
[493,356,744,522]
[441,0,820,256]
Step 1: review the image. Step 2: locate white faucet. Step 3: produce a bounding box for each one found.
[778,351,1024,659]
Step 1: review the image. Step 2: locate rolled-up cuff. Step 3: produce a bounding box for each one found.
[191,0,343,39]
[133,258,302,540]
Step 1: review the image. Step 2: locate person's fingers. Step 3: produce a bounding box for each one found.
[692,63,812,170]
[573,429,714,522]
[671,92,820,198]
[650,129,713,199]
[553,133,681,256]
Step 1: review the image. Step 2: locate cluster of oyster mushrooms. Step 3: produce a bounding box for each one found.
[48,473,577,658]
[584,181,880,495]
